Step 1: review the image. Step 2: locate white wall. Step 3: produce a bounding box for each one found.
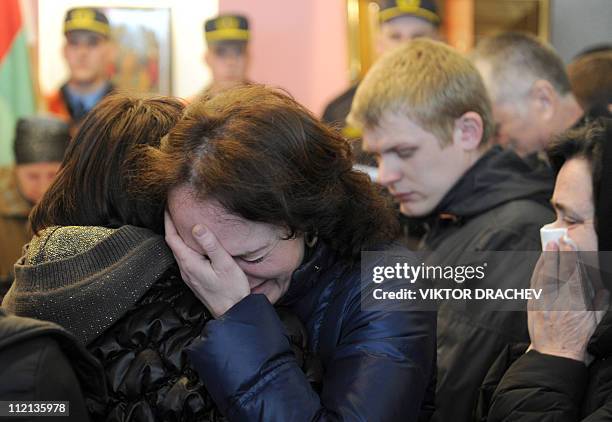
[37,0,218,99]
[219,0,349,116]
[550,0,612,63]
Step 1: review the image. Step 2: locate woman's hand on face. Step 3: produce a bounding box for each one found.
[165,211,250,318]
[528,236,609,364]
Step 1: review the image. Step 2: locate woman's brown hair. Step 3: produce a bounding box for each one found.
[142,85,399,262]
[30,93,184,234]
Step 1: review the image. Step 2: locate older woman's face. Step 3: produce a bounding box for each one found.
[167,186,304,304]
[550,157,598,251]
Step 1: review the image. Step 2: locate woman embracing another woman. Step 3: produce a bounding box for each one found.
[143,85,437,421]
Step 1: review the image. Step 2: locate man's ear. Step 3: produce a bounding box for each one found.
[529,79,557,121]
[452,111,483,151]
[62,43,68,60]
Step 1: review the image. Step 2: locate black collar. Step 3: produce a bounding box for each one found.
[588,310,612,358]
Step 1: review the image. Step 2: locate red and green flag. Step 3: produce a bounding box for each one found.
[0,0,36,165]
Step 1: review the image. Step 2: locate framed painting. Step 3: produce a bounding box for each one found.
[474,0,550,45]
[346,0,550,80]
[102,7,172,95]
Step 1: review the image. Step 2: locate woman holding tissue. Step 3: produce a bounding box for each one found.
[482,118,612,421]
[144,85,437,421]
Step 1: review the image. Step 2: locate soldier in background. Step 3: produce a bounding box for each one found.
[45,7,113,134]
[0,117,69,300]
[197,14,251,99]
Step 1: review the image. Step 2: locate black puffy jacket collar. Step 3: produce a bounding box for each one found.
[434,146,554,220]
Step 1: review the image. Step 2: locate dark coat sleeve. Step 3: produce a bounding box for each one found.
[434,226,541,422]
[486,350,588,422]
[187,293,436,422]
[0,336,92,422]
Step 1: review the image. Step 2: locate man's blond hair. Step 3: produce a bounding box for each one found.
[348,39,493,146]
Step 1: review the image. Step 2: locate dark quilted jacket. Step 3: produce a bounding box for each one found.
[88,265,223,422]
[88,267,321,422]
[4,225,319,422]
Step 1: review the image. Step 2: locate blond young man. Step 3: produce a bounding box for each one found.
[472,33,583,159]
[349,39,555,422]
[322,0,441,167]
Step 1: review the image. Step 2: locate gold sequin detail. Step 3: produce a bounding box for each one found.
[26,226,117,265]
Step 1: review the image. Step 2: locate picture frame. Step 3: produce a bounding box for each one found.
[474,0,550,45]
[346,0,550,81]
[102,6,172,95]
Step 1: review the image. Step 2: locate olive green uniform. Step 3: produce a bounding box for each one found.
[0,166,31,299]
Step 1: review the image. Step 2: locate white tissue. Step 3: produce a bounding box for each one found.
[540,224,568,250]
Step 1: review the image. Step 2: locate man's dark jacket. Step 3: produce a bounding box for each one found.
[0,308,107,422]
[322,84,377,167]
[477,311,612,421]
[322,84,358,129]
[423,146,555,422]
